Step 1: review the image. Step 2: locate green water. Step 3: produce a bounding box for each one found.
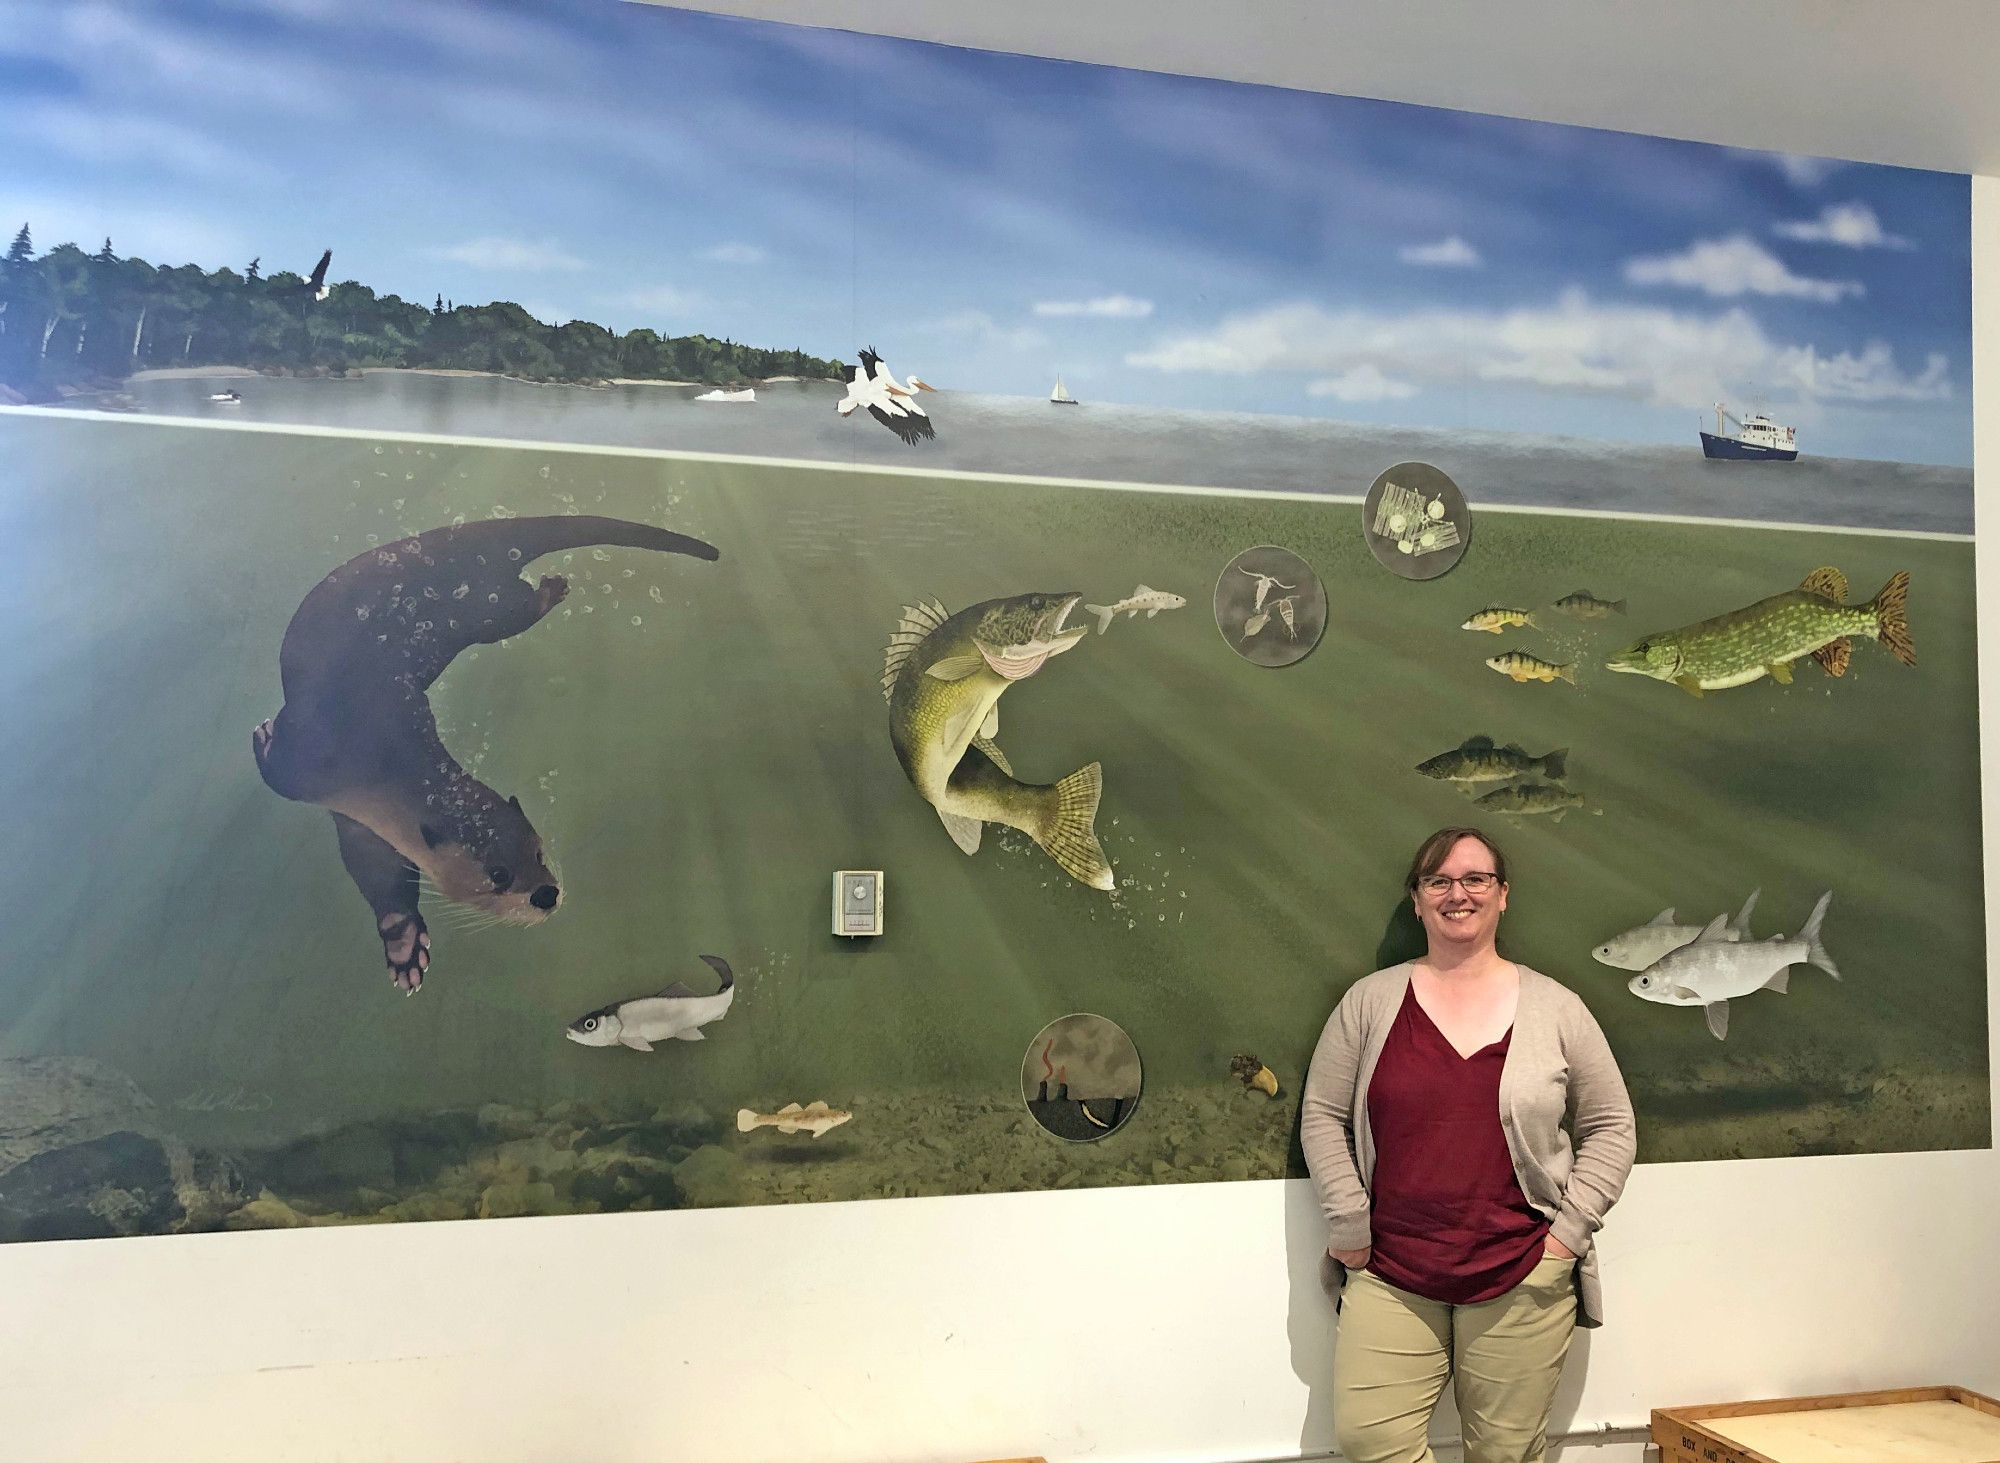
[0,414,1984,1226]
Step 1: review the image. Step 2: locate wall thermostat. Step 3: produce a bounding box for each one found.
[834,870,883,937]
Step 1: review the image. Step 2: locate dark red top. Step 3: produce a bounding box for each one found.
[1365,983,1550,1304]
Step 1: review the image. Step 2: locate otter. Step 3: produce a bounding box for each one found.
[252,515,720,992]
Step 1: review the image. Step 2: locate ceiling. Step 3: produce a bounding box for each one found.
[651,0,2000,176]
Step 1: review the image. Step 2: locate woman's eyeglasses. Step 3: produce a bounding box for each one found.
[1415,872,1502,898]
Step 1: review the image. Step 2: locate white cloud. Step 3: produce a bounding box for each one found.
[431,237,586,271]
[13,103,271,184]
[701,243,768,265]
[1773,202,1912,250]
[1032,294,1155,319]
[1306,366,1417,403]
[1399,236,1482,268]
[914,310,1045,352]
[1125,290,1948,409]
[624,284,703,315]
[1623,236,1863,302]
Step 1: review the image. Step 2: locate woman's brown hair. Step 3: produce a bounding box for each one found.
[1404,826,1509,892]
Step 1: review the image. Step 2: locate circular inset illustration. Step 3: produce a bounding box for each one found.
[1021,1013,1142,1142]
[1213,544,1327,667]
[1362,462,1471,580]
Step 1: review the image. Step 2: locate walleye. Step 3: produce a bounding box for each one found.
[1473,782,1585,821]
[1462,606,1540,634]
[1592,891,1759,971]
[884,592,1113,890]
[1626,892,1839,1040]
[1605,567,1912,697]
[1084,584,1187,634]
[737,1101,852,1138]
[1552,590,1627,620]
[1485,650,1577,685]
[565,955,734,1051]
[1415,735,1567,788]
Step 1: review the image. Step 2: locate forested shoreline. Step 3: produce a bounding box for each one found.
[0,226,845,399]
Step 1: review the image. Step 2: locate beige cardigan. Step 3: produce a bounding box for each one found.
[1300,963,1637,1328]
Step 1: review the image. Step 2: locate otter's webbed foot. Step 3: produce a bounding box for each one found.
[379,911,431,993]
[535,574,569,617]
[252,718,276,767]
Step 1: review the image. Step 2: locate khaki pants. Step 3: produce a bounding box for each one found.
[1332,1252,1577,1463]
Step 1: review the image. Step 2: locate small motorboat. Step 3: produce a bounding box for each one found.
[208,390,243,404]
[693,386,756,403]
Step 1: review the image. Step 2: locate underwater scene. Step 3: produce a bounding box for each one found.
[0,411,1984,1242]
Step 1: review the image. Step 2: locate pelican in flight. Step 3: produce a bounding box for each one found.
[837,348,937,444]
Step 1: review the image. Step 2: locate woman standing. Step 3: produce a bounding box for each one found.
[1301,827,1636,1463]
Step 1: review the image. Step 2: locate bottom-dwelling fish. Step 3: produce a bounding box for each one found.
[1626,892,1839,1040]
[1474,782,1585,821]
[737,1101,852,1138]
[565,955,734,1051]
[1416,735,1567,789]
[1604,568,1912,697]
[1591,891,1759,971]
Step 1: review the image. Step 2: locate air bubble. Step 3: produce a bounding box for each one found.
[630,616,642,626]
[507,548,522,561]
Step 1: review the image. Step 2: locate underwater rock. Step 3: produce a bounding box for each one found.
[673,1144,746,1208]
[0,1057,159,1175]
[378,1192,474,1224]
[0,1130,245,1241]
[226,1190,319,1230]
[479,1179,559,1219]
[476,1103,542,1140]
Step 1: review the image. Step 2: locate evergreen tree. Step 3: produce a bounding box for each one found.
[245,256,261,282]
[7,223,32,265]
[433,293,444,316]
[95,237,116,264]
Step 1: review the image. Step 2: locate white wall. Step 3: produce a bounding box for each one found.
[3,15,1997,1463]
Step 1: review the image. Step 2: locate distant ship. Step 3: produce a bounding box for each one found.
[1049,373,1078,405]
[1700,402,1797,461]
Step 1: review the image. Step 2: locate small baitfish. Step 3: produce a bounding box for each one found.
[1462,606,1540,634]
[1604,567,1912,697]
[1473,782,1585,821]
[1485,650,1577,685]
[1415,735,1567,787]
[1591,891,1759,971]
[565,956,734,1051]
[1084,584,1187,634]
[1626,892,1839,1041]
[737,1101,853,1138]
[1552,590,1627,620]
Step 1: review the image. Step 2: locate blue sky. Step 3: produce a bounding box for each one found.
[0,0,1973,464]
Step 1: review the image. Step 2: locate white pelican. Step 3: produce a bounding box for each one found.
[837,347,937,444]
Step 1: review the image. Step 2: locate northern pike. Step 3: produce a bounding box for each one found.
[884,592,1113,890]
[1473,782,1585,821]
[1591,891,1759,971]
[1626,892,1838,1041]
[1605,568,1912,697]
[1552,590,1627,620]
[1461,606,1540,634]
[1415,735,1567,787]
[1084,584,1187,634]
[565,955,734,1051]
[1485,650,1576,685]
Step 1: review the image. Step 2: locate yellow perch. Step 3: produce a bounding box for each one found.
[1485,650,1577,685]
[1461,606,1540,634]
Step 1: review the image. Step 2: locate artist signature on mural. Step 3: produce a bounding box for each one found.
[173,1086,275,1114]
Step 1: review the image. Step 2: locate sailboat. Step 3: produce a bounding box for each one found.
[1049,373,1079,406]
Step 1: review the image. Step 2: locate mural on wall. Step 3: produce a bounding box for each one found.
[0,0,1985,1242]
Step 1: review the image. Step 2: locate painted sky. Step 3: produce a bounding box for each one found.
[0,0,1973,464]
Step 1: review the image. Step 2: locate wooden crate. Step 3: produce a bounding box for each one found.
[1653,1385,2000,1463]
